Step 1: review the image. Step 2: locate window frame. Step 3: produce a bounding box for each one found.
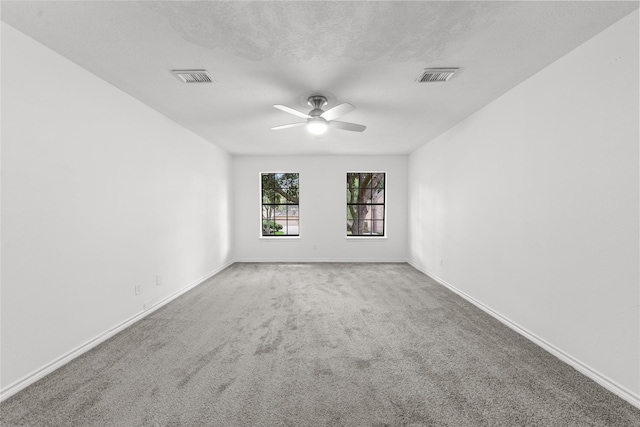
[346,171,387,239]
[259,172,300,238]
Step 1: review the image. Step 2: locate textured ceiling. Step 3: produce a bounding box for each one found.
[2,1,638,155]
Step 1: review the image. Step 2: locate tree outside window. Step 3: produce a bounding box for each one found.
[261,173,299,236]
[347,172,385,236]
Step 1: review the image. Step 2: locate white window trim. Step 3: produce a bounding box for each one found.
[259,171,301,239]
[346,171,388,239]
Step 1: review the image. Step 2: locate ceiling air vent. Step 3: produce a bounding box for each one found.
[416,68,458,83]
[172,70,213,83]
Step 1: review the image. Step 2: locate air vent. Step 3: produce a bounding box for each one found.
[416,68,458,83]
[172,70,213,83]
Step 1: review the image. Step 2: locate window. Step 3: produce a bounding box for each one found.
[261,173,299,237]
[347,172,385,237]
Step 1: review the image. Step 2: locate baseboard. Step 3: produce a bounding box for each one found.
[406,260,640,410]
[7,259,637,409]
[0,260,235,402]
[233,258,408,263]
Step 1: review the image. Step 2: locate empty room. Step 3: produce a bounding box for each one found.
[1,1,639,425]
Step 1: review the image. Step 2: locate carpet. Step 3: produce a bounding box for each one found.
[1,263,639,426]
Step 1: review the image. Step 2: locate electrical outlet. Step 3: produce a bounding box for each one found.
[135,283,141,295]
[156,275,161,286]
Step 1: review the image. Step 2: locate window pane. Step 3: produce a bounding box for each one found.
[364,219,372,234]
[261,172,299,237]
[286,219,299,235]
[262,206,277,235]
[372,220,384,235]
[273,204,286,218]
[371,204,384,220]
[262,206,273,220]
[262,190,276,204]
[280,187,293,201]
[356,173,366,190]
[262,220,277,235]
[351,218,365,236]
[280,173,297,188]
[347,172,385,237]
[262,173,274,189]
[347,187,359,202]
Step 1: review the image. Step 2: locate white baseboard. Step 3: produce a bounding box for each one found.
[406,260,640,410]
[6,259,637,410]
[0,260,234,402]
[233,258,408,263]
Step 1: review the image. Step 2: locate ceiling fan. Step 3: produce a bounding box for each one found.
[271,95,366,135]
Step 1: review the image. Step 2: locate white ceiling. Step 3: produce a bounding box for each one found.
[2,1,637,156]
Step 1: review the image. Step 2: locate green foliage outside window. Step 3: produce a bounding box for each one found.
[261,173,299,236]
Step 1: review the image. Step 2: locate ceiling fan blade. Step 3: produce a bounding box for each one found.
[273,104,311,119]
[321,103,355,121]
[329,120,366,132]
[271,122,306,130]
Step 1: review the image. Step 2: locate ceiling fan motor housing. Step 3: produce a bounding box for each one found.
[307,95,328,116]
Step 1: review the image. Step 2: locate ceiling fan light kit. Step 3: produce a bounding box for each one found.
[272,95,366,135]
[307,117,329,135]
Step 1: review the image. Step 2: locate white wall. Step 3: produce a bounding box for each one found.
[408,11,639,403]
[1,23,234,393]
[233,155,407,262]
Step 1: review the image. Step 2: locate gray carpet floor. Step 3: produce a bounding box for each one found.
[1,263,639,426]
